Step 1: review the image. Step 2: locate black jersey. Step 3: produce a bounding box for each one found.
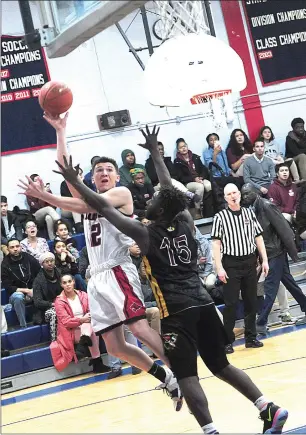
[143,218,213,319]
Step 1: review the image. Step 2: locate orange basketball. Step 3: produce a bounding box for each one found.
[39,81,73,115]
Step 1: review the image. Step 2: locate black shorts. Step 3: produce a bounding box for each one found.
[161,304,230,381]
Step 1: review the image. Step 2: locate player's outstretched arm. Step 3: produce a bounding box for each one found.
[138,125,172,187]
[54,156,150,254]
[18,176,92,214]
[43,112,83,199]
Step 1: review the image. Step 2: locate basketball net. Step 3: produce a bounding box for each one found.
[153,1,234,129]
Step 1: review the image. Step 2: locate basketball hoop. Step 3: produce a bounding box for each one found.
[143,33,246,129]
[190,90,234,129]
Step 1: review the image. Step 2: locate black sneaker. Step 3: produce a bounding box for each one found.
[225,344,234,354]
[131,366,142,375]
[89,357,110,374]
[107,368,122,380]
[245,339,264,348]
[260,402,288,433]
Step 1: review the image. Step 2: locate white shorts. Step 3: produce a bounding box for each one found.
[87,262,146,335]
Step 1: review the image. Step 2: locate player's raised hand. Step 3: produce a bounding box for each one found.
[18,176,45,198]
[43,111,68,131]
[138,124,160,151]
[54,155,80,185]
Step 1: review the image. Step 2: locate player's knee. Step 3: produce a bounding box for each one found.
[211,360,231,377]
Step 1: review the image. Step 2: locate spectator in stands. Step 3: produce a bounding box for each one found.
[129,243,142,270]
[20,220,50,261]
[27,175,60,240]
[119,149,151,187]
[286,117,306,180]
[54,240,87,291]
[60,167,84,233]
[127,168,154,219]
[259,126,300,182]
[268,163,299,224]
[145,142,177,187]
[203,133,231,177]
[54,219,79,259]
[226,129,253,178]
[241,184,306,334]
[33,252,62,339]
[83,156,99,192]
[1,239,40,328]
[146,142,202,207]
[138,261,161,335]
[243,140,275,196]
[174,138,211,219]
[78,246,89,280]
[194,226,216,290]
[296,181,306,241]
[51,274,109,373]
[1,196,23,252]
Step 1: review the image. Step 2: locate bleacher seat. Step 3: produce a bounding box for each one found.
[1,288,9,305]
[1,325,50,350]
[4,304,34,327]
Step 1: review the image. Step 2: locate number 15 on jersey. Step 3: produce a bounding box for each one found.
[160,235,191,266]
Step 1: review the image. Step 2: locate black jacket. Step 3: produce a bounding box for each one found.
[1,252,41,296]
[33,268,62,323]
[174,153,209,185]
[60,180,72,198]
[253,197,298,261]
[79,246,89,279]
[127,183,155,214]
[296,181,306,236]
[145,156,177,186]
[285,131,306,158]
[1,210,25,242]
[55,254,79,276]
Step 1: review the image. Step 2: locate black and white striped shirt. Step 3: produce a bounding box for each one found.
[211,207,263,257]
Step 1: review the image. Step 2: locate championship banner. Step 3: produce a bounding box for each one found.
[1,35,56,155]
[243,0,306,86]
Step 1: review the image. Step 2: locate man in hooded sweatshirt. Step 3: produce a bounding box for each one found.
[119,149,151,187]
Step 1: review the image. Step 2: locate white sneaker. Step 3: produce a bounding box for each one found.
[155,367,183,411]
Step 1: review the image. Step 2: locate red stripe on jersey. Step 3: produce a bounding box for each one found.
[113,265,146,320]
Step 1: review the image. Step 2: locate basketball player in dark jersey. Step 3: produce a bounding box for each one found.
[52,126,288,434]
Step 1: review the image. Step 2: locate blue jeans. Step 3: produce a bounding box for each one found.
[74,274,87,292]
[9,292,27,327]
[108,327,139,370]
[257,252,306,327]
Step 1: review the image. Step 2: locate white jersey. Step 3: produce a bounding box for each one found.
[84,212,134,271]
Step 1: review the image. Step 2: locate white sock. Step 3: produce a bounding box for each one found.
[202,423,218,434]
[254,395,269,411]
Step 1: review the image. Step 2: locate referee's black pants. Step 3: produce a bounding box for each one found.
[222,253,257,344]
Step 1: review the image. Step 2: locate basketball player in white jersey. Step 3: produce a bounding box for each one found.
[18,113,182,410]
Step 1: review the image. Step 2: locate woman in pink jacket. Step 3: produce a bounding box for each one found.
[50,274,109,373]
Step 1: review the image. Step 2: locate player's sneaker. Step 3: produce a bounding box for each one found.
[155,367,183,411]
[260,402,288,434]
[280,312,295,325]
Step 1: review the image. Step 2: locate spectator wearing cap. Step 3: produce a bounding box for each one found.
[286,118,306,180]
[33,252,62,339]
[1,239,40,327]
[119,149,151,187]
[268,162,299,224]
[127,168,155,219]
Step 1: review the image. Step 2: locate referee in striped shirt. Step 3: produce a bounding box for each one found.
[211,183,269,354]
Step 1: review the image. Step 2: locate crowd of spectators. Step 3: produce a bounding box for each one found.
[1,116,306,371]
